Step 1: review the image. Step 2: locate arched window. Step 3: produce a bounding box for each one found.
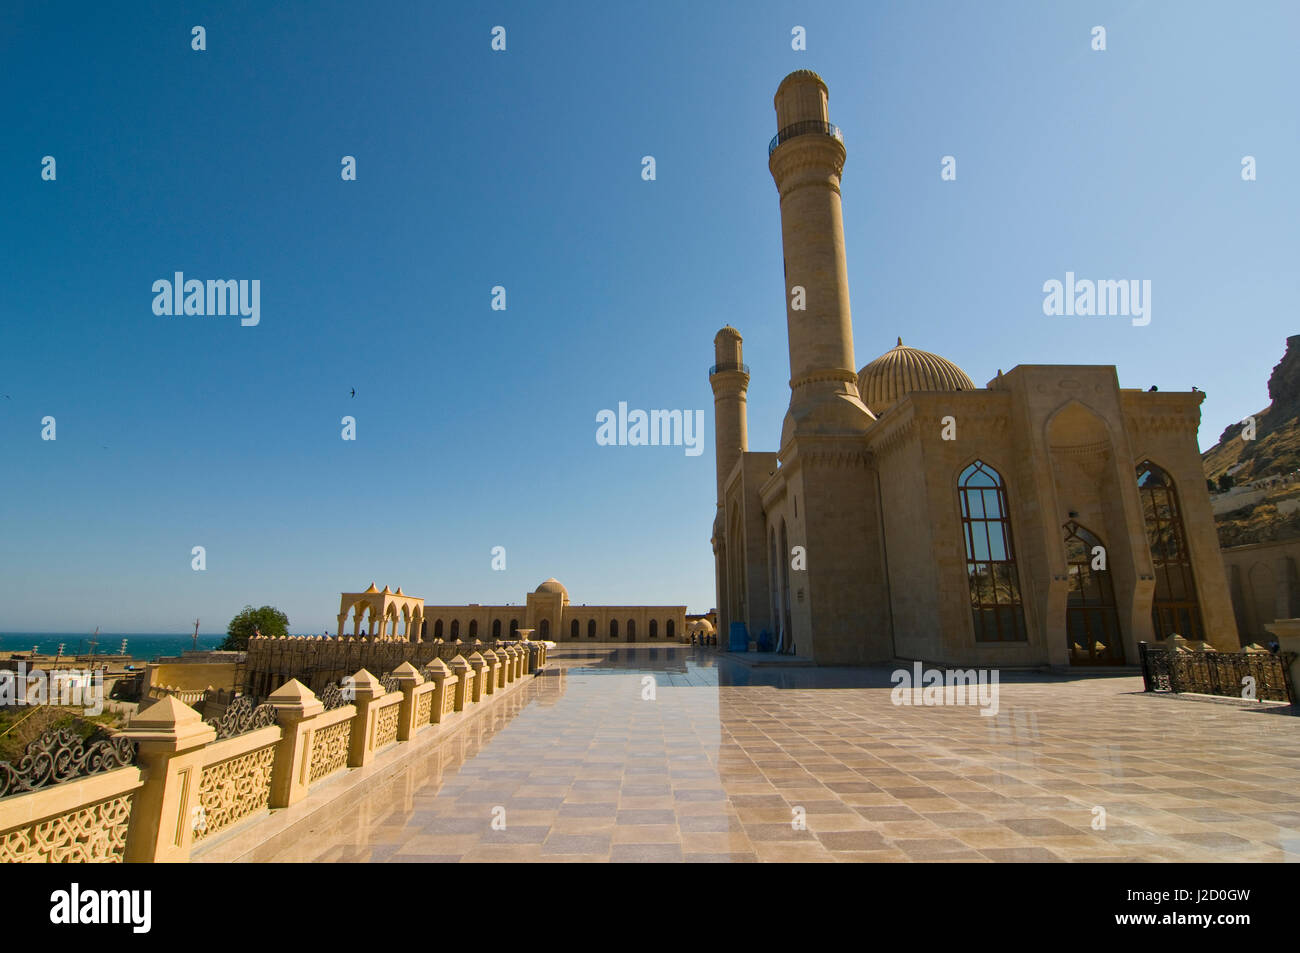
[433,619,443,639]
[667,619,675,640]
[509,619,519,637]
[627,619,636,642]
[609,619,619,639]
[420,620,428,640]
[1137,461,1204,640]
[587,619,596,639]
[570,619,580,640]
[1064,521,1124,663]
[450,620,460,640]
[649,619,658,639]
[539,618,549,639]
[958,461,1027,642]
[468,620,478,639]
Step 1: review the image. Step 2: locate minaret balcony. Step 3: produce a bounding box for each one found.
[709,362,750,376]
[768,121,843,156]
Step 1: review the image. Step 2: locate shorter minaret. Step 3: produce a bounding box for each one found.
[709,326,749,508]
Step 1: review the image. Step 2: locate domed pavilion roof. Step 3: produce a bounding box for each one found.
[857,338,976,415]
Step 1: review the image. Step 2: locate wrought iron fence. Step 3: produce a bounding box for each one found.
[1138,642,1296,704]
[205,695,278,740]
[0,728,137,799]
[768,120,843,156]
[317,681,348,711]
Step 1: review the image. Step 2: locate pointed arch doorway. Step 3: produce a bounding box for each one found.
[1063,521,1124,664]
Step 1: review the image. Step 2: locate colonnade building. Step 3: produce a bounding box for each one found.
[710,70,1236,666]
[337,580,686,644]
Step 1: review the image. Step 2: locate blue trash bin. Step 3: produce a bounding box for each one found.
[728,622,749,652]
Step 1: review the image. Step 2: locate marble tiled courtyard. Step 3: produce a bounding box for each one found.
[236,647,1300,863]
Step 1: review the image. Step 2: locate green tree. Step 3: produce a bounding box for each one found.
[1217,472,1236,492]
[221,605,289,650]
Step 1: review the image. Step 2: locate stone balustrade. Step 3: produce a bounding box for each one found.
[0,647,546,864]
[243,636,549,698]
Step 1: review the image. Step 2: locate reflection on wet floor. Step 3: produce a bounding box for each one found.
[246,646,1300,863]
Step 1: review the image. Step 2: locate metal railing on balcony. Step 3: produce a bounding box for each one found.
[709,362,750,376]
[768,120,843,156]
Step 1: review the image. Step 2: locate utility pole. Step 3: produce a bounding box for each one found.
[193,618,200,652]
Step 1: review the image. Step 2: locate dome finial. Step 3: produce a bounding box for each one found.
[896,336,902,347]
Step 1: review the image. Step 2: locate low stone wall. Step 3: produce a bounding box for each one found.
[0,766,142,863]
[0,643,547,864]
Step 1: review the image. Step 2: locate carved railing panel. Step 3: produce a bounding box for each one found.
[416,691,433,727]
[374,702,400,749]
[192,744,276,841]
[308,721,350,783]
[0,793,133,863]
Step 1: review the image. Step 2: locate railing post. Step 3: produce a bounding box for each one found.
[347,669,384,768]
[479,650,500,696]
[267,679,326,809]
[449,655,474,710]
[467,651,488,702]
[119,696,217,863]
[391,662,424,741]
[423,658,458,724]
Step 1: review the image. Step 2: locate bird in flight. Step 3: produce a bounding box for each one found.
[350,388,356,398]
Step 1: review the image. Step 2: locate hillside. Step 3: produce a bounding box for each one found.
[1203,335,1300,547]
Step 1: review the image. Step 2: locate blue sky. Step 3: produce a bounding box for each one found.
[1,1,1296,633]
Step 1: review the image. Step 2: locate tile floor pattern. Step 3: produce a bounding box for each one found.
[248,647,1300,863]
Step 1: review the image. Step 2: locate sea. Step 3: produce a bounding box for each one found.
[0,633,233,662]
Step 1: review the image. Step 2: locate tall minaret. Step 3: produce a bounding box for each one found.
[709,326,749,507]
[768,69,873,442]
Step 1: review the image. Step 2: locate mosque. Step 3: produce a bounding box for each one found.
[709,70,1236,667]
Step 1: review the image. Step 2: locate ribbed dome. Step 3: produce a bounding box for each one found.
[535,578,567,597]
[857,338,976,415]
[776,69,828,94]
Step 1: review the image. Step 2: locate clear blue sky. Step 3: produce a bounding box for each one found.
[1,1,1296,633]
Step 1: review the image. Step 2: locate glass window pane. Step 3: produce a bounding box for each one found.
[987,522,1008,561]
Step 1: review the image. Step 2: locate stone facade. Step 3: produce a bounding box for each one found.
[338,578,687,646]
[711,70,1236,667]
[1222,536,1300,646]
